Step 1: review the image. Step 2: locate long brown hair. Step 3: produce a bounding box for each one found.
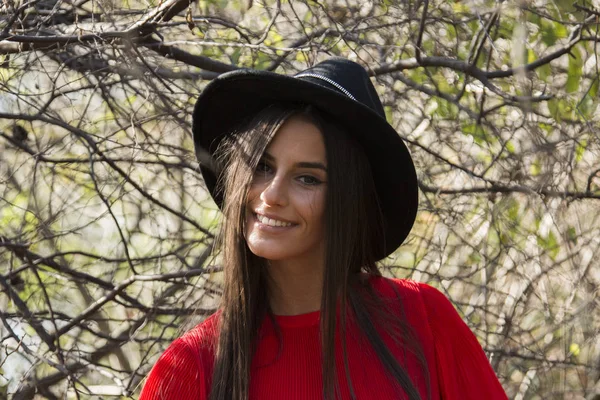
[208,103,428,400]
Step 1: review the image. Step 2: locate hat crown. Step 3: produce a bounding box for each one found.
[295,58,386,118]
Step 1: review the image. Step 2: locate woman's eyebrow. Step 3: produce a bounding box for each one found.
[296,161,327,171]
[262,152,327,171]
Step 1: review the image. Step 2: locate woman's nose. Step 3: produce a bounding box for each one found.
[260,176,289,207]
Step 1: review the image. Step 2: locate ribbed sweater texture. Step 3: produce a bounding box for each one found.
[139,277,507,399]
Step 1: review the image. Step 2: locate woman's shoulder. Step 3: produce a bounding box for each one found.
[178,311,220,351]
[138,312,220,400]
[368,275,449,305]
[367,275,508,398]
[367,275,461,329]
[150,312,220,378]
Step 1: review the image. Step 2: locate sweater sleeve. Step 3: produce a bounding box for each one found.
[139,337,206,400]
[419,283,508,400]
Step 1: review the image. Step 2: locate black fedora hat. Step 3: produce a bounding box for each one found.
[192,57,418,260]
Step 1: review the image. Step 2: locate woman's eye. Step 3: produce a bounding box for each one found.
[254,162,271,175]
[298,175,321,185]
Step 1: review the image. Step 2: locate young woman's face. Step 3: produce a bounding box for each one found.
[245,115,327,264]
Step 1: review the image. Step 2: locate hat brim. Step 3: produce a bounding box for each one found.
[192,69,418,259]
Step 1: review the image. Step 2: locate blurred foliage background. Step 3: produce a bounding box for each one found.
[0,0,599,398]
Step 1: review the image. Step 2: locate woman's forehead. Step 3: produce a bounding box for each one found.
[264,116,327,165]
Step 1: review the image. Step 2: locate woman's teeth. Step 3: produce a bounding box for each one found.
[256,214,292,227]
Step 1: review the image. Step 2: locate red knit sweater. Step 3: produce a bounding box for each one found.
[139,277,507,399]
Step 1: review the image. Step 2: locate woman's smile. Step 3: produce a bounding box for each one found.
[253,212,296,228]
[244,115,327,263]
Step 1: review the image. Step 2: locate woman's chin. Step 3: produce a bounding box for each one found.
[247,243,289,261]
[245,227,295,261]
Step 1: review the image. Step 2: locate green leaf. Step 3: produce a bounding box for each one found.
[548,98,574,122]
[530,157,542,176]
[264,31,283,47]
[537,231,559,260]
[554,0,576,13]
[539,21,567,46]
[575,139,587,162]
[506,141,516,154]
[230,48,242,65]
[409,69,427,85]
[577,78,599,120]
[539,122,553,134]
[554,23,568,39]
[384,106,393,122]
[566,47,583,93]
[567,226,578,244]
[569,343,580,357]
[537,62,551,81]
[577,97,595,120]
[435,99,458,119]
[452,2,469,13]
[462,122,492,145]
[590,77,599,98]
[540,23,557,46]
[468,251,482,265]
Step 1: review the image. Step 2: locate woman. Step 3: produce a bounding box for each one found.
[139,58,508,399]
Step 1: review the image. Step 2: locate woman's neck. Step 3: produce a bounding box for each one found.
[266,257,324,316]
